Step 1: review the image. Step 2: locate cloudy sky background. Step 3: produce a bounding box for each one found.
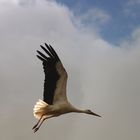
[0,0,140,139]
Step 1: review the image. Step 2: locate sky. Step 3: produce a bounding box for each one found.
[0,0,140,139]
[56,0,140,44]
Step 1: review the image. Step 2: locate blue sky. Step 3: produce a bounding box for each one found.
[56,0,140,44]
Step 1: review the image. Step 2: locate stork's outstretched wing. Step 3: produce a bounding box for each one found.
[36,43,68,105]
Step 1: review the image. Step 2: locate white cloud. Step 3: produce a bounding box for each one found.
[120,27,140,49]
[82,8,110,24]
[126,0,140,6]
[75,8,111,32]
[0,0,140,140]
[124,0,140,17]
[0,0,36,5]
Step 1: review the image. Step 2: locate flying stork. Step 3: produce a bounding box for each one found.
[32,43,101,133]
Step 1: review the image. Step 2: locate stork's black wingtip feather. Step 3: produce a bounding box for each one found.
[44,42,49,46]
[37,50,49,60]
[36,54,41,59]
[45,43,50,48]
[40,45,43,48]
[40,44,54,58]
[45,43,52,53]
[40,45,44,49]
[36,50,40,53]
[36,55,46,62]
[38,43,60,62]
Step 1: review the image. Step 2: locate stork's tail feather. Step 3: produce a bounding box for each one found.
[33,99,48,119]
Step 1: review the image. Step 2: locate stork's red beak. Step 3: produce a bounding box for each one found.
[90,111,101,117]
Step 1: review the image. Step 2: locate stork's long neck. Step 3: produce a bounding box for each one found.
[69,105,87,114]
[69,104,101,117]
[74,108,87,113]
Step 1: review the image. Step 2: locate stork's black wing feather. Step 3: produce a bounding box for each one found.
[36,43,61,105]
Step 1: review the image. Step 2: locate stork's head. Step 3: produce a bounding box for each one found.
[85,109,101,117]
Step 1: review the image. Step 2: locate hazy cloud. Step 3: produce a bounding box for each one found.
[0,0,140,139]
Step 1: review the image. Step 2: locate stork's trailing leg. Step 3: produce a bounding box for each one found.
[33,115,55,133]
[32,115,43,130]
[32,99,50,132]
[33,116,47,133]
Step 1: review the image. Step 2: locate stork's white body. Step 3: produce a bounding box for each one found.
[34,99,75,118]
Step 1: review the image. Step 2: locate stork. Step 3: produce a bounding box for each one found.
[32,43,101,133]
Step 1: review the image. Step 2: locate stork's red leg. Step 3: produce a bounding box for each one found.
[33,117,47,133]
[33,115,55,133]
[32,115,43,130]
